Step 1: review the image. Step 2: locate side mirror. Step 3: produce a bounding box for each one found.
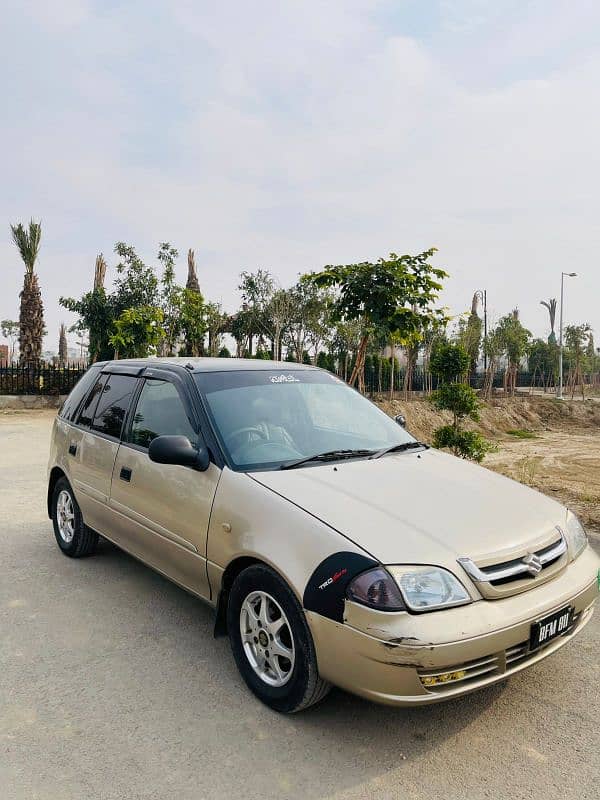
[394,414,406,428]
[148,435,210,471]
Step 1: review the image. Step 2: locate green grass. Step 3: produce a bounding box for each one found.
[507,429,540,439]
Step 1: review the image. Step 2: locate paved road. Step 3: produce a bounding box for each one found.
[1,411,599,800]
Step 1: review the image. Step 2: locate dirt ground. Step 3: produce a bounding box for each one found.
[377,394,600,531]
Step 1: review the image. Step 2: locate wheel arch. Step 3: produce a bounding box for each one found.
[47,467,67,518]
[214,555,289,637]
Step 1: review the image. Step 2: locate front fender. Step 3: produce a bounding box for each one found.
[205,467,372,608]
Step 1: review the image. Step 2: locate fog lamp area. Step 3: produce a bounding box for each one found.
[421,669,466,687]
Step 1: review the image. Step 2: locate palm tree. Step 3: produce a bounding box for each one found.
[58,323,68,366]
[11,219,44,364]
[540,298,557,344]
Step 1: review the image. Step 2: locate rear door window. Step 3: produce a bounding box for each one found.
[129,379,197,449]
[77,374,107,428]
[59,367,101,422]
[91,374,138,439]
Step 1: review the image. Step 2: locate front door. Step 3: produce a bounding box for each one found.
[109,377,220,600]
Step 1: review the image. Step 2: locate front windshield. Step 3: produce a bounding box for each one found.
[195,369,416,470]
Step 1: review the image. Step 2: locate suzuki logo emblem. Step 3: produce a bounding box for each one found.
[522,553,543,576]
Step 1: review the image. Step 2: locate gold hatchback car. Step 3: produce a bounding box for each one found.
[48,358,600,712]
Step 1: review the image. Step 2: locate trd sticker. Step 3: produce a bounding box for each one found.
[304,552,378,622]
[318,568,347,590]
[269,374,300,383]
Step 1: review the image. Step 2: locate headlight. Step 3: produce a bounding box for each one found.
[387,566,471,612]
[565,512,588,560]
[346,567,405,611]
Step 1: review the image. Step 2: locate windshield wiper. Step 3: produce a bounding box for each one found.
[369,441,427,459]
[280,449,376,470]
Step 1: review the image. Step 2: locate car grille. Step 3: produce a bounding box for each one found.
[457,528,568,599]
[418,610,582,694]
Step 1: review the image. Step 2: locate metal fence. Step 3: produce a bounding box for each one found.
[0,361,596,397]
[361,366,565,396]
[0,363,89,395]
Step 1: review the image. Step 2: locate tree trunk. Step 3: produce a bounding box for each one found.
[19,272,45,365]
[348,334,369,389]
[58,323,68,366]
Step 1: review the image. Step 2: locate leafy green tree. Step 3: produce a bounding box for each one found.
[528,339,558,387]
[60,254,113,362]
[421,313,448,394]
[481,326,504,399]
[204,302,228,356]
[265,288,295,361]
[496,311,531,395]
[178,289,206,356]
[60,283,113,362]
[112,242,159,312]
[458,294,483,380]
[158,242,181,355]
[305,250,447,391]
[62,244,173,362]
[429,342,470,383]
[10,219,45,364]
[429,343,494,462]
[109,306,165,358]
[238,269,276,355]
[330,319,362,381]
[284,281,332,364]
[564,323,592,398]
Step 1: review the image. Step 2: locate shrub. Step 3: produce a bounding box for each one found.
[430,377,495,462]
[431,382,480,424]
[432,426,496,463]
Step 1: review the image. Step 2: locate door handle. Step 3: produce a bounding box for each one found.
[68,443,77,456]
[119,466,132,482]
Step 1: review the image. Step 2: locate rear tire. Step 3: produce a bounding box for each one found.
[227,563,330,713]
[51,477,98,558]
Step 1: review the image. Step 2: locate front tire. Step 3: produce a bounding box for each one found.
[227,564,330,713]
[51,477,98,558]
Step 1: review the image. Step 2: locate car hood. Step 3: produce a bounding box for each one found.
[251,448,568,568]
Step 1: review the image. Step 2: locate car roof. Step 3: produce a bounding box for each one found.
[93,357,319,374]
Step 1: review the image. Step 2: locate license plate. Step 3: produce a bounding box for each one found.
[530,606,573,650]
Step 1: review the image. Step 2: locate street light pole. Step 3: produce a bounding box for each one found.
[558,271,577,400]
[475,289,488,371]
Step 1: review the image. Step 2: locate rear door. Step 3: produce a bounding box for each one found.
[108,373,220,600]
[67,371,139,534]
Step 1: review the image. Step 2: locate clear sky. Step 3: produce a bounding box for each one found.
[2,0,599,354]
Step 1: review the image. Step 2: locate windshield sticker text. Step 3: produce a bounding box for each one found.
[270,374,300,383]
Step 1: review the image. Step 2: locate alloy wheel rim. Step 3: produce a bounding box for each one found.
[240,590,295,687]
[56,490,75,544]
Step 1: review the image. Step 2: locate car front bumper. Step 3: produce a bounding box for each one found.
[306,546,600,706]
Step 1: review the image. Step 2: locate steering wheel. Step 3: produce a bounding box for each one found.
[225,426,268,451]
